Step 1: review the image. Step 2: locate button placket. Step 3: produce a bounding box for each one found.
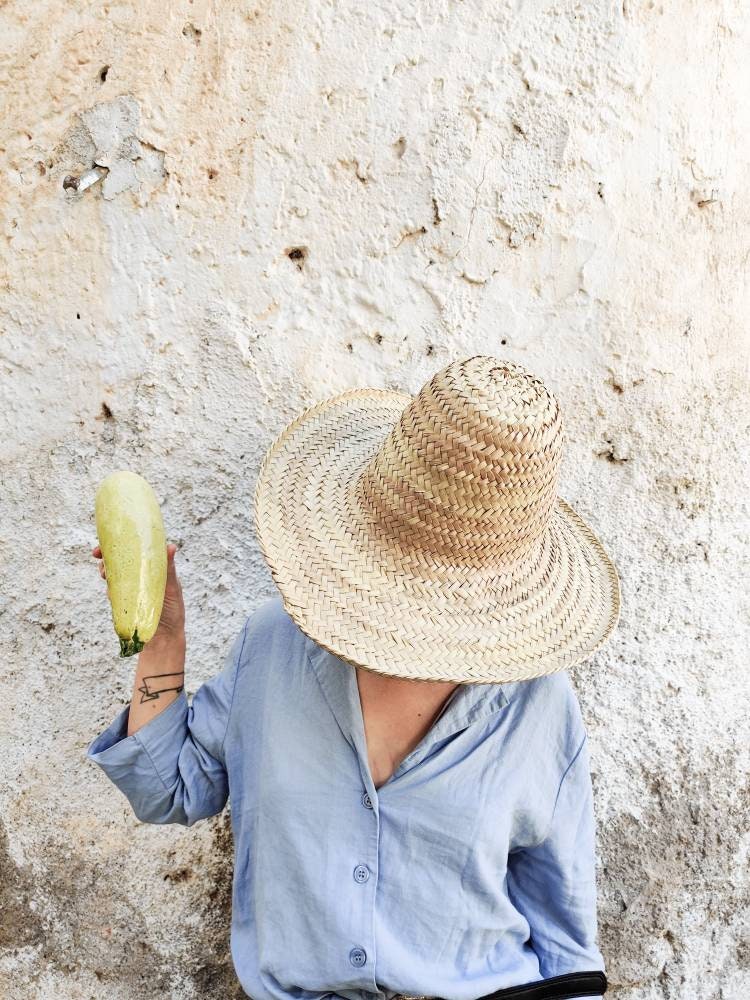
[350,789,375,982]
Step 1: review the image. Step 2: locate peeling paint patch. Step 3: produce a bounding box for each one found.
[59,97,167,203]
[495,101,571,247]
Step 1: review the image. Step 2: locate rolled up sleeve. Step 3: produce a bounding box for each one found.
[506,733,606,998]
[85,620,248,826]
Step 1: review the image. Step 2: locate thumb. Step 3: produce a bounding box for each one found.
[166,543,178,579]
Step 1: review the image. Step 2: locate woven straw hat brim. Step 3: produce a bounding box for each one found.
[253,388,621,684]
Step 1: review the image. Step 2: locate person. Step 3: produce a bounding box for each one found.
[86,356,620,1000]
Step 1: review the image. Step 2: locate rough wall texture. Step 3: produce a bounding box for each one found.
[1,1,748,998]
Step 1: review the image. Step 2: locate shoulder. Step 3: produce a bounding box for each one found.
[237,593,311,667]
[245,592,292,635]
[504,669,587,761]
[507,668,582,715]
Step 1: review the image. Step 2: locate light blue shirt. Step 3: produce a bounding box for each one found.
[86,595,606,1000]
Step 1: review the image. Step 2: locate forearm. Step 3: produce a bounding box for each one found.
[127,633,186,738]
[87,620,246,826]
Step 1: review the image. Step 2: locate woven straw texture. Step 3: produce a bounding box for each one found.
[253,356,621,684]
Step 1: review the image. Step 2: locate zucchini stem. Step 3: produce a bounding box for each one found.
[119,629,145,658]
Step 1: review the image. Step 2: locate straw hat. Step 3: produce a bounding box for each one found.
[252,355,621,684]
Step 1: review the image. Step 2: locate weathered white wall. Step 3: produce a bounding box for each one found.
[1,1,748,998]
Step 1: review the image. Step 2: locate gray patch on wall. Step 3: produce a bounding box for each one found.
[0,815,172,992]
[0,811,243,995]
[598,742,750,993]
[0,818,45,953]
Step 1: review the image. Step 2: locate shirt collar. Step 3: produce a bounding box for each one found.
[306,637,513,781]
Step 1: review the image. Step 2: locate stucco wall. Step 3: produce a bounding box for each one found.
[1,1,748,998]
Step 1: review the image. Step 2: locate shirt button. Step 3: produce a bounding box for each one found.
[349,946,367,967]
[362,791,373,809]
[353,864,370,883]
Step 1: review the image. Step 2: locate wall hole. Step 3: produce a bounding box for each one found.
[285,246,308,270]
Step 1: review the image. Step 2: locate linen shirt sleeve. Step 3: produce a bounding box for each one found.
[85,621,248,827]
[505,733,606,999]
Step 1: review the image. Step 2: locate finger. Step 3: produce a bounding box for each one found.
[92,545,102,558]
[99,561,106,579]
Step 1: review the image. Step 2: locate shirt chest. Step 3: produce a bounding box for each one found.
[224,637,555,859]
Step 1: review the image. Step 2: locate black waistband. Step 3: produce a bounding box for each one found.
[395,969,608,1000]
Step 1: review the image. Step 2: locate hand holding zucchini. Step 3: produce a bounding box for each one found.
[94,470,171,657]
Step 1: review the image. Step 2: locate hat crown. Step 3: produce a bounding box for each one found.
[355,356,564,567]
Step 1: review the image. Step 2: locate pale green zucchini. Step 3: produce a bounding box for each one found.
[95,470,167,657]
